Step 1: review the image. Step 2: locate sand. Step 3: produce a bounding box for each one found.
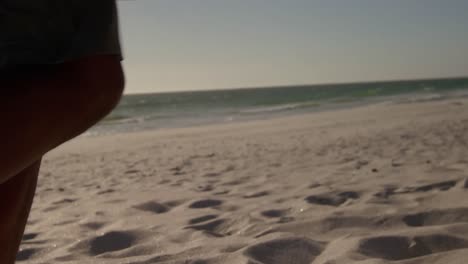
[18,97,468,264]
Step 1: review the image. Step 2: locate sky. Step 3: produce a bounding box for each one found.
[117,0,468,94]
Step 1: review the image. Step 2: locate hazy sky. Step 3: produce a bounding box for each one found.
[118,0,468,94]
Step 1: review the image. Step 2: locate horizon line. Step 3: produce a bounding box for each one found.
[124,74,468,96]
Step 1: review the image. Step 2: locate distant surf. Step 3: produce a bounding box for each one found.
[87,77,468,136]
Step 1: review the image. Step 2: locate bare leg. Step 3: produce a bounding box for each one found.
[0,55,124,184]
[0,159,41,264]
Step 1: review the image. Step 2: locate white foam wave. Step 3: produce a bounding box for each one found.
[240,101,320,115]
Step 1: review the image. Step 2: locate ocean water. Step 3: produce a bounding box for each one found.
[88,78,468,136]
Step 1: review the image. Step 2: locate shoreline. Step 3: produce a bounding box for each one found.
[88,89,466,138]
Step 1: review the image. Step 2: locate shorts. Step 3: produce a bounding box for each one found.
[0,0,122,69]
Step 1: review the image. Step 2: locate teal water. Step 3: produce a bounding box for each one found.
[89,77,468,135]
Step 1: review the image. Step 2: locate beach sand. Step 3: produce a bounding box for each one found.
[18,98,468,263]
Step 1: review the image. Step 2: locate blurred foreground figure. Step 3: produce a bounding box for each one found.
[0,1,124,262]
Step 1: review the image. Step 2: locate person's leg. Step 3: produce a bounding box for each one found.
[0,159,41,264]
[0,54,124,184]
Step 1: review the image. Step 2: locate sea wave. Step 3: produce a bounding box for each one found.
[240,101,320,115]
[100,111,187,126]
[392,93,445,104]
[445,89,468,98]
[101,114,133,123]
[100,116,143,125]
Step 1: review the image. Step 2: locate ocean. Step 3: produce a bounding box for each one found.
[87,78,468,136]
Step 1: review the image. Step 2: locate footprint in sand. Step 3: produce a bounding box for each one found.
[96,189,115,195]
[414,180,458,192]
[22,233,39,241]
[305,191,360,207]
[261,209,295,223]
[158,179,172,185]
[373,181,458,200]
[54,219,79,226]
[187,260,210,264]
[164,200,185,207]
[194,184,214,192]
[16,248,40,261]
[243,191,270,199]
[203,172,220,178]
[188,215,219,225]
[184,219,228,237]
[244,237,324,264]
[308,183,322,189]
[134,200,183,214]
[213,190,230,195]
[42,205,61,213]
[189,199,223,209]
[88,231,137,256]
[124,169,140,175]
[221,243,248,253]
[222,180,244,186]
[373,185,398,199]
[402,208,468,227]
[397,180,458,194]
[52,198,78,205]
[81,222,106,230]
[106,199,126,204]
[261,209,289,218]
[358,234,468,261]
[134,255,211,264]
[135,202,170,214]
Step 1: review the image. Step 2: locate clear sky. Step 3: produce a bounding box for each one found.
[117,0,468,94]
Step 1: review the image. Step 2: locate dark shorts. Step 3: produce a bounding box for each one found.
[0,0,122,69]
